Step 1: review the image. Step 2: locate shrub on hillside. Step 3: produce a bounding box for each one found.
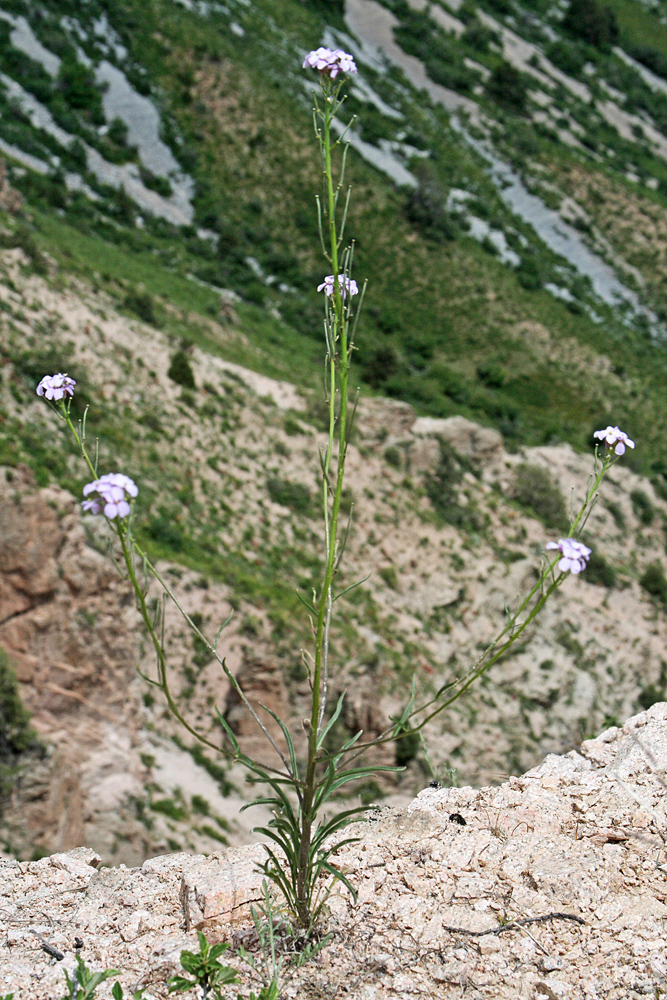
[630,488,654,525]
[125,291,157,325]
[0,647,41,799]
[546,39,586,76]
[477,361,506,389]
[425,441,483,530]
[300,0,344,14]
[57,58,104,122]
[640,561,667,604]
[267,477,312,514]
[463,20,498,52]
[627,45,667,82]
[147,516,185,553]
[638,683,665,711]
[168,349,196,389]
[583,547,616,587]
[514,463,568,530]
[362,345,400,389]
[405,176,458,242]
[486,62,528,113]
[562,0,618,50]
[516,255,543,290]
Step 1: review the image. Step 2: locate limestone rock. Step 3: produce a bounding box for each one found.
[0,467,146,864]
[411,415,503,460]
[2,710,667,997]
[404,435,441,475]
[224,654,296,766]
[180,844,268,936]
[356,398,417,439]
[0,161,22,214]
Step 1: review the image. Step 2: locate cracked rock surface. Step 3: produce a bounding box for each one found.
[1,705,667,999]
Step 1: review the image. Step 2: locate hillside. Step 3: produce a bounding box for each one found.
[3,0,667,465]
[2,245,667,863]
[4,0,667,861]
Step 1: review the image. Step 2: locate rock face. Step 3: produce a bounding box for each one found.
[0,465,147,863]
[411,415,504,461]
[1,705,666,999]
[225,655,294,767]
[0,161,22,214]
[180,843,268,932]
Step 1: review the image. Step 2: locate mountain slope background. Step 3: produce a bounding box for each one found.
[3,0,667,860]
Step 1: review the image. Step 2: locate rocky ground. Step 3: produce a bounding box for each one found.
[1,703,666,999]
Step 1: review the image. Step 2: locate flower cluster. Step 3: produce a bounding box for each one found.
[317,274,359,298]
[594,425,635,456]
[36,373,76,401]
[82,473,138,519]
[303,47,357,79]
[546,538,591,575]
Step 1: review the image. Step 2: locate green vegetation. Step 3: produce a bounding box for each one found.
[513,464,568,531]
[1,0,667,816]
[379,565,399,590]
[425,442,479,530]
[168,348,196,389]
[3,0,667,474]
[168,932,238,998]
[392,2,477,93]
[630,488,654,526]
[562,0,619,51]
[125,291,158,326]
[61,955,121,1000]
[637,661,667,711]
[150,797,188,821]
[266,478,312,514]
[486,62,529,112]
[640,561,667,604]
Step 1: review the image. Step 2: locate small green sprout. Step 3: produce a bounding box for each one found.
[168,931,239,998]
[61,954,120,1000]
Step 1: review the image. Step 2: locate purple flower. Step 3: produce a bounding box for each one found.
[593,425,635,456]
[331,49,357,76]
[36,373,76,401]
[546,538,592,575]
[82,473,138,519]
[303,47,357,79]
[317,274,359,298]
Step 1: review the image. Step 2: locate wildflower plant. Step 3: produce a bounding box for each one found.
[60,954,120,1000]
[168,932,238,998]
[39,44,634,936]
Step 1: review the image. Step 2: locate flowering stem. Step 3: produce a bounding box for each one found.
[296,81,351,927]
[329,449,618,764]
[62,404,293,778]
[61,406,97,479]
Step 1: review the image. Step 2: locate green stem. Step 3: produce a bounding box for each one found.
[116,526,227,758]
[63,403,293,777]
[297,85,351,926]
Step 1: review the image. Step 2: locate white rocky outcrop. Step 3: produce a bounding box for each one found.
[1,706,666,998]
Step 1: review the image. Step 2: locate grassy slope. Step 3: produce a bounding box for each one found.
[4,0,667,479]
[6,0,667,474]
